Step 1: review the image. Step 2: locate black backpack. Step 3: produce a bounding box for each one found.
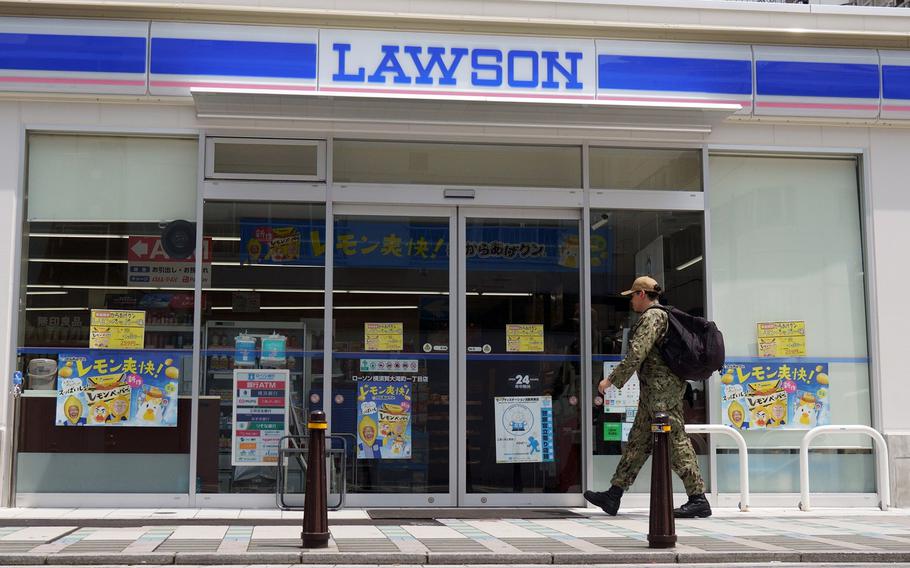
[646,305,725,381]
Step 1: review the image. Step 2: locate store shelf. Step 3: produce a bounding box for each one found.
[146,325,193,332]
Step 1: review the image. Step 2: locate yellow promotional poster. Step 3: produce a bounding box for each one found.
[55,350,179,427]
[506,324,544,353]
[364,323,403,351]
[90,310,146,350]
[757,320,806,357]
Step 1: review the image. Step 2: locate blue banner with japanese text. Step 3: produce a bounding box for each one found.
[720,362,830,430]
[56,351,180,427]
[239,218,612,272]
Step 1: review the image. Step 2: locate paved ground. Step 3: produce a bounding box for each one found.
[0,507,909,565]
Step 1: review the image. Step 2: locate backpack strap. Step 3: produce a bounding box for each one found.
[644,304,671,342]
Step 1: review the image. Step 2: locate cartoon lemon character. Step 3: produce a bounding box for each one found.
[63,396,83,425]
[247,238,263,263]
[58,361,73,378]
[817,387,828,399]
[358,416,378,447]
[727,400,745,429]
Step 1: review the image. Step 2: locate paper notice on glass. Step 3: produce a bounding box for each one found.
[506,324,544,353]
[757,321,806,357]
[621,422,633,442]
[602,362,640,413]
[90,310,146,350]
[364,322,403,351]
[494,396,554,463]
[232,369,289,466]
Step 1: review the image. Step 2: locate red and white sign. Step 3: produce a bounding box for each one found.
[127,236,212,288]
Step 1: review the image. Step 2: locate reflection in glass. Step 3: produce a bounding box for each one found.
[589,210,707,493]
[465,218,582,494]
[331,215,451,494]
[199,202,326,494]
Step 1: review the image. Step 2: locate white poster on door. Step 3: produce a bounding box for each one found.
[494,395,554,464]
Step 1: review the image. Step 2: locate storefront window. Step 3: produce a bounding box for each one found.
[589,147,702,191]
[334,140,582,188]
[16,134,197,494]
[589,209,708,493]
[709,154,873,493]
[198,201,325,495]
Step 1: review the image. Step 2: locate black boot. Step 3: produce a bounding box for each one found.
[673,493,712,518]
[583,485,623,516]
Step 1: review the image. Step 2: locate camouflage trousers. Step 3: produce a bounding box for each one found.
[610,404,706,496]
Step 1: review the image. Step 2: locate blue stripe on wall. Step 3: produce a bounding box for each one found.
[0,33,146,74]
[151,37,317,79]
[756,60,880,99]
[598,54,752,95]
[882,65,910,100]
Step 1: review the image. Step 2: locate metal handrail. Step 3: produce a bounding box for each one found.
[685,424,750,512]
[799,425,890,512]
[276,434,348,511]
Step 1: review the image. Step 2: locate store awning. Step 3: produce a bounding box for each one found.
[190,89,741,138]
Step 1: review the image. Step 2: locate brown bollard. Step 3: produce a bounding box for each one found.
[301,410,330,548]
[648,412,676,549]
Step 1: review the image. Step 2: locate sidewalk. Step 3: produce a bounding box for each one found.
[0,506,908,565]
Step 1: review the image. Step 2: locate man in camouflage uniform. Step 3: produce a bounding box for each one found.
[584,276,711,518]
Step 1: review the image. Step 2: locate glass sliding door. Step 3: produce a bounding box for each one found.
[197,201,325,498]
[459,209,583,506]
[330,206,456,506]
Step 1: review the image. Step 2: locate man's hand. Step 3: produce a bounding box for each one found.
[598,377,613,395]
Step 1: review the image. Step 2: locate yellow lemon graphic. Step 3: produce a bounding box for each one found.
[164,358,174,366]
[58,365,73,378]
[817,388,828,399]
[721,372,733,384]
[165,366,180,380]
[816,373,829,385]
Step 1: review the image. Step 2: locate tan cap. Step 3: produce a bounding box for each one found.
[620,276,661,296]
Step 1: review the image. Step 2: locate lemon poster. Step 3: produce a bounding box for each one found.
[720,362,830,430]
[55,351,180,427]
[356,380,412,459]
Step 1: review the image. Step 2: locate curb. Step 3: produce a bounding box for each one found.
[428,552,551,564]
[552,552,676,564]
[53,553,176,565]
[5,549,910,565]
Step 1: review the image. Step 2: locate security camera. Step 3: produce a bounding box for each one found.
[591,213,610,231]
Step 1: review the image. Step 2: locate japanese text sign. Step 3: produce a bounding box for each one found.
[506,324,544,353]
[757,320,807,357]
[56,350,180,427]
[90,309,146,350]
[720,362,830,430]
[357,380,412,459]
[364,322,403,351]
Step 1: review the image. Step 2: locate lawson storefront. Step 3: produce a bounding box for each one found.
[0,14,895,509]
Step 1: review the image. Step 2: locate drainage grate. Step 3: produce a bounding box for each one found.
[680,536,761,552]
[154,538,222,553]
[760,535,850,552]
[248,538,301,552]
[502,537,577,553]
[335,538,400,552]
[838,535,910,550]
[583,537,648,551]
[420,538,488,552]
[0,542,39,553]
[61,539,130,553]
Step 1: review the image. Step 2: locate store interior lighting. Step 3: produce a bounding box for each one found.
[675,255,704,271]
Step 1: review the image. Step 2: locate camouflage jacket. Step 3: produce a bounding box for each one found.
[608,306,687,412]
